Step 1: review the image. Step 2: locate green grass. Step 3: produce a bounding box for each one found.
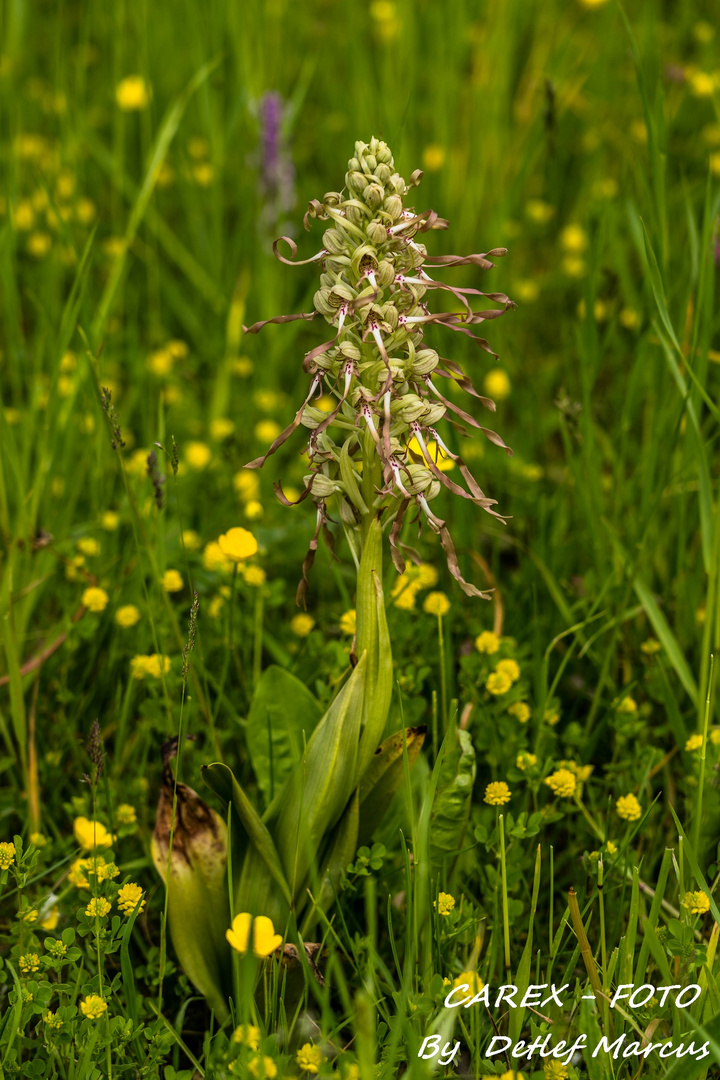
[1,0,720,1076]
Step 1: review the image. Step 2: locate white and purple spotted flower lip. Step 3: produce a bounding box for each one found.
[241,136,516,602]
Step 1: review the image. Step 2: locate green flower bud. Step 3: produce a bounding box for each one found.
[364,183,384,210]
[366,220,388,246]
[304,473,341,498]
[347,156,360,171]
[362,154,377,174]
[389,173,405,194]
[323,229,347,255]
[314,288,334,318]
[376,143,393,164]
[346,204,365,226]
[405,462,437,494]
[347,171,369,194]
[338,341,362,361]
[411,349,440,376]
[351,244,379,278]
[393,394,427,423]
[323,191,343,207]
[378,260,395,287]
[379,303,398,330]
[375,163,392,184]
[339,497,360,526]
[419,402,446,425]
[383,194,404,221]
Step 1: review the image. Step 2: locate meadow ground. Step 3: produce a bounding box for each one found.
[1,1,720,1077]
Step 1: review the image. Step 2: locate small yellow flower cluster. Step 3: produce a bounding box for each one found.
[68,855,118,888]
[116,804,137,826]
[434,892,456,916]
[616,793,642,821]
[186,441,212,470]
[118,883,145,916]
[543,1061,568,1079]
[130,654,171,680]
[0,841,16,869]
[19,953,40,974]
[544,769,577,798]
[233,1024,261,1049]
[685,734,703,752]
[85,897,111,918]
[291,613,315,638]
[682,890,711,915]
[453,970,483,992]
[475,630,500,654]
[82,587,109,613]
[80,994,108,1019]
[247,1055,277,1077]
[295,1043,324,1074]
[616,696,638,714]
[77,537,100,556]
[44,1011,63,1030]
[161,569,183,593]
[115,75,150,111]
[508,701,531,723]
[484,781,512,806]
[146,338,188,376]
[115,604,140,628]
[486,658,521,697]
[391,563,439,610]
[516,751,537,770]
[424,591,450,617]
[339,609,356,635]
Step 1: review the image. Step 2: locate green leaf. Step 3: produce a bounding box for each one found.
[358,726,426,843]
[428,727,476,872]
[245,666,323,806]
[202,762,292,908]
[275,653,366,896]
[301,789,360,936]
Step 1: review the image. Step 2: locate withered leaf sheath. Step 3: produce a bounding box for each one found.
[151,738,231,1020]
[244,136,515,599]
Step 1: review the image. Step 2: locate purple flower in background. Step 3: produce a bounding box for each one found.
[257,91,296,231]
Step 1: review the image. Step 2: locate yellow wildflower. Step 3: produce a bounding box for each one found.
[115,75,150,111]
[560,224,587,253]
[689,71,716,97]
[116,804,137,826]
[234,470,261,502]
[340,609,357,635]
[41,906,59,930]
[186,441,211,470]
[0,842,16,869]
[682,890,711,915]
[130,654,171,680]
[244,500,264,520]
[226,913,282,957]
[685,734,704,752]
[453,970,483,993]
[80,994,108,1019]
[394,586,418,610]
[711,729,720,746]
[424,591,450,617]
[434,892,455,916]
[516,752,537,770]
[73,818,115,850]
[526,199,555,224]
[486,670,512,695]
[295,1043,324,1074]
[616,793,642,821]
[19,954,40,974]
[291,613,315,638]
[147,348,173,376]
[27,231,52,257]
[617,696,637,714]
[563,256,586,278]
[218,527,258,563]
[483,368,511,401]
[182,529,201,551]
[243,565,267,587]
[162,569,183,593]
[203,540,232,573]
[115,605,140,628]
[248,1056,278,1078]
[100,511,119,530]
[416,563,439,588]
[77,537,100,556]
[496,658,520,683]
[29,832,47,848]
[85,897,111,918]
[255,419,281,443]
[475,631,500,654]
[508,701,531,724]
[117,883,145,916]
[233,1024,261,1049]
[514,279,539,303]
[544,769,577,798]
[210,417,235,440]
[543,1062,568,1079]
[44,1011,63,1030]
[422,144,445,171]
[620,308,641,331]
[82,587,109,613]
[484,781,511,806]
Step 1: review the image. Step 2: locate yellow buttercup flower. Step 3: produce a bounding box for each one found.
[80,994,108,1019]
[423,591,450,617]
[255,419,281,443]
[115,75,149,110]
[115,605,140,628]
[295,1043,324,1074]
[226,913,282,958]
[291,613,315,638]
[234,470,261,502]
[218,527,258,563]
[483,368,511,401]
[544,769,577,798]
[77,537,100,556]
[162,569,183,593]
[73,817,115,850]
[475,631,500,654]
[453,970,483,993]
[339,609,357,635]
[685,734,704,752]
[484,781,511,806]
[560,224,587,253]
[203,540,232,573]
[82,587,109,613]
[616,793,642,821]
[243,565,267,587]
[617,696,637,714]
[543,1062,567,1079]
[210,417,235,441]
[185,441,212,470]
